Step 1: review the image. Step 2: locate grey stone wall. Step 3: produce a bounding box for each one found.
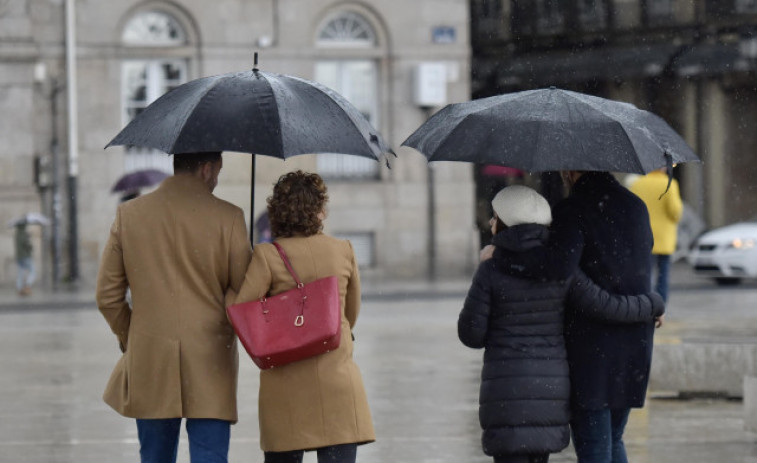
[0,0,474,286]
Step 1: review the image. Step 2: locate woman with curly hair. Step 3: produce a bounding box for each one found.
[235,170,375,463]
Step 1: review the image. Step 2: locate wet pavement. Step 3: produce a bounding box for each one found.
[2,263,757,462]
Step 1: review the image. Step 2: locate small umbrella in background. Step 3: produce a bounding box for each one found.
[402,87,700,174]
[7,212,51,228]
[106,53,393,242]
[111,169,169,194]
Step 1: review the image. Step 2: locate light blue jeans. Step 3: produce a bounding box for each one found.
[16,257,35,291]
[136,418,230,463]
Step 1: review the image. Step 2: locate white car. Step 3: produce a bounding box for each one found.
[687,221,757,285]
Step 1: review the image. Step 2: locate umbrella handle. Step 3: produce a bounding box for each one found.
[658,150,674,200]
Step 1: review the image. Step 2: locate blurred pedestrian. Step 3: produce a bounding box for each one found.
[629,168,683,301]
[235,171,374,463]
[461,186,663,463]
[254,211,272,243]
[14,222,34,296]
[482,171,661,463]
[96,151,252,463]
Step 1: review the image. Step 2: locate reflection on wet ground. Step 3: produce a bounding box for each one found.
[1,294,755,462]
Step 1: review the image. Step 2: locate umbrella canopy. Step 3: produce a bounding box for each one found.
[106,67,391,160]
[105,57,393,244]
[111,169,169,193]
[402,87,700,174]
[7,213,50,228]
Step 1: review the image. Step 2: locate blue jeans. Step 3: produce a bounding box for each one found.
[264,443,358,463]
[136,418,230,463]
[652,254,671,302]
[16,257,35,291]
[570,408,630,463]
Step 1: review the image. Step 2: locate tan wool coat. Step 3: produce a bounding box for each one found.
[235,234,375,452]
[96,175,252,422]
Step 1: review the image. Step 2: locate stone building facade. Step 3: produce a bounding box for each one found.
[0,0,475,287]
[471,0,757,230]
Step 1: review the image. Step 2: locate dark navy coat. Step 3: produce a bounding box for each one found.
[493,172,656,410]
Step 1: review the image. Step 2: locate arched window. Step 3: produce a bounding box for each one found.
[314,10,381,180]
[122,10,186,46]
[317,11,376,47]
[120,9,191,173]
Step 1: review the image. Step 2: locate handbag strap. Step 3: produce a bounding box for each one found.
[272,242,303,287]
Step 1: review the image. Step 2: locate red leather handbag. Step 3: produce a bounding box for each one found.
[227,242,341,369]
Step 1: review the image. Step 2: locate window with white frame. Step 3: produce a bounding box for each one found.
[121,10,189,173]
[123,10,186,46]
[315,11,380,180]
[317,11,376,47]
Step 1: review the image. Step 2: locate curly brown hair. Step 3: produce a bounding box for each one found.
[267,170,329,238]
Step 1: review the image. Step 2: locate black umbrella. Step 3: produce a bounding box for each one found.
[402,87,700,174]
[111,169,169,194]
[106,54,392,241]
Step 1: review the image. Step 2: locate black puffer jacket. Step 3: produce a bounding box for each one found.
[459,224,664,457]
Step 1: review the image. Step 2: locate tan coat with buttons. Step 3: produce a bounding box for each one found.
[96,174,252,422]
[235,234,375,452]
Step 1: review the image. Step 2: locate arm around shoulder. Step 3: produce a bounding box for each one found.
[567,270,665,324]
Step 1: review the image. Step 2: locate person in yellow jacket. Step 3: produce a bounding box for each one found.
[629,168,683,301]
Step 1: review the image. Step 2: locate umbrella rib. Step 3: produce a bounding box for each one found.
[320,91,379,158]
[423,111,481,163]
[614,121,650,173]
[291,76,383,159]
[252,72,284,156]
[169,75,230,154]
[564,93,649,173]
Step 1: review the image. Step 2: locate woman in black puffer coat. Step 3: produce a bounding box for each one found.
[459,186,664,463]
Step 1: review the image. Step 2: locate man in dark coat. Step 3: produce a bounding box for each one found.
[486,171,659,463]
[14,222,34,296]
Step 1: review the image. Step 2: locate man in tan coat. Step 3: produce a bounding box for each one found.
[96,151,252,463]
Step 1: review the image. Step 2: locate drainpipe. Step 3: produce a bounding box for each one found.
[65,0,79,283]
[51,79,63,288]
[422,107,437,282]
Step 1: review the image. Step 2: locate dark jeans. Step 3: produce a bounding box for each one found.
[136,418,230,463]
[264,443,358,463]
[652,254,671,302]
[571,408,631,463]
[493,453,549,463]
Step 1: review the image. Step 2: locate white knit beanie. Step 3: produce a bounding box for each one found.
[491,185,552,227]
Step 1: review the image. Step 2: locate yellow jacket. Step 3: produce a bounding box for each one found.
[629,170,683,255]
